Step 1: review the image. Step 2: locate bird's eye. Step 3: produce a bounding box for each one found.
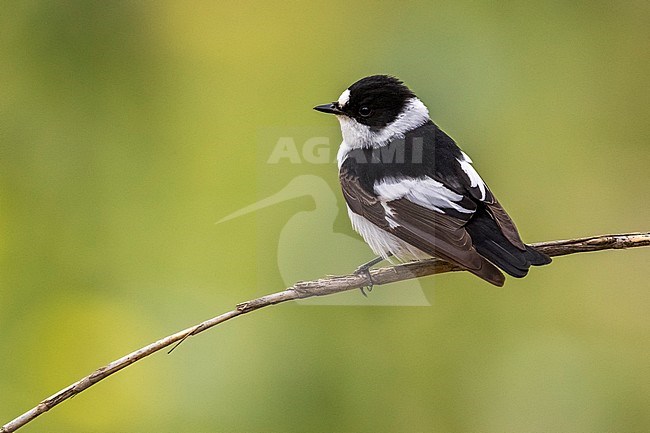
[358,106,372,117]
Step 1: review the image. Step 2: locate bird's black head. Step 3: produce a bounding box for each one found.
[314,75,416,128]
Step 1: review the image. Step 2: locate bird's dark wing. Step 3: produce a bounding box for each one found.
[339,163,505,286]
[339,164,387,228]
[446,149,550,274]
[481,195,526,250]
[394,122,525,251]
[444,150,526,251]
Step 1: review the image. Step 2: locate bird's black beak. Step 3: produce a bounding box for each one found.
[313,102,343,115]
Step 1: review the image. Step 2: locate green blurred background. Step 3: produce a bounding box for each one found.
[1,1,649,432]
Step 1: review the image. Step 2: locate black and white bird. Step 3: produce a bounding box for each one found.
[314,75,550,286]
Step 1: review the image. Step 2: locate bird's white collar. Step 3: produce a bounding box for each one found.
[336,97,429,167]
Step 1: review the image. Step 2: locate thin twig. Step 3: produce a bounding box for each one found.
[2,232,649,433]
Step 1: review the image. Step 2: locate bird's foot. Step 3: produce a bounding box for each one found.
[352,256,390,297]
[354,263,376,297]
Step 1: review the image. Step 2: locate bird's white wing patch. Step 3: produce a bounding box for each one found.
[374,176,473,214]
[458,151,487,201]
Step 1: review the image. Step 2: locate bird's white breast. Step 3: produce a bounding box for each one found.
[346,206,430,262]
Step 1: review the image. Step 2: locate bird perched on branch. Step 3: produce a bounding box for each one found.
[314,75,550,287]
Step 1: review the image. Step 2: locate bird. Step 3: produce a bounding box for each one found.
[313,75,551,287]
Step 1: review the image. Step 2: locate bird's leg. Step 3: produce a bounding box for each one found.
[354,255,392,296]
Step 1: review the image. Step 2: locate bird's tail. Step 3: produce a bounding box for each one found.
[466,209,551,278]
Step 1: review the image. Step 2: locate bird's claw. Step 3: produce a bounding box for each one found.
[355,265,375,297]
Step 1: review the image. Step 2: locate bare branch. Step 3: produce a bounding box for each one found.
[2,232,649,433]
